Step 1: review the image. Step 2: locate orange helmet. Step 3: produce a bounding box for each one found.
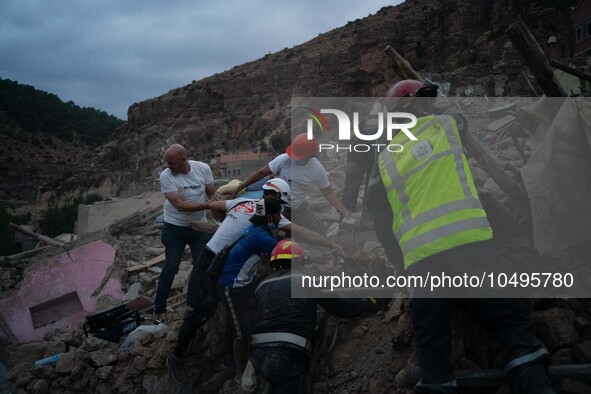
[270,239,305,270]
[286,133,318,160]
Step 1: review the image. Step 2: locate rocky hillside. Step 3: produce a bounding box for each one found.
[0,79,123,212]
[42,0,569,205]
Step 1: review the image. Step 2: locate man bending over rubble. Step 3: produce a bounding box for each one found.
[166,178,345,386]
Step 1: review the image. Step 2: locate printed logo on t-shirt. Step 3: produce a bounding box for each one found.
[177,184,203,194]
[233,202,255,214]
[290,179,311,189]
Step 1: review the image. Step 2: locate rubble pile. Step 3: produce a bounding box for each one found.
[2,106,591,392]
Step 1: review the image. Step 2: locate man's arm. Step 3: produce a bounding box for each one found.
[231,164,273,198]
[319,185,350,218]
[279,222,346,257]
[164,191,209,212]
[207,200,228,212]
[205,183,217,201]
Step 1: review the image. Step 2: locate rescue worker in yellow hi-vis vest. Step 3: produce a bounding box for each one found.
[365,80,554,394]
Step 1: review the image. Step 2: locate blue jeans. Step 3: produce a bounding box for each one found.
[154,222,212,313]
[250,346,311,393]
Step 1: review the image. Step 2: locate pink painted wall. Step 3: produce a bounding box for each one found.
[0,240,124,343]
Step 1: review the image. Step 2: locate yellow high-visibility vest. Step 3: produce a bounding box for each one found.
[378,115,492,269]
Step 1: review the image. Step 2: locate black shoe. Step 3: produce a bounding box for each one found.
[511,364,555,394]
[167,354,190,385]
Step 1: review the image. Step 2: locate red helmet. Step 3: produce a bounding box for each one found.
[387,80,426,98]
[286,133,318,160]
[270,240,305,270]
[385,80,439,110]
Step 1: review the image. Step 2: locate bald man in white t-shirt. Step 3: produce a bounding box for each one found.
[154,144,216,315]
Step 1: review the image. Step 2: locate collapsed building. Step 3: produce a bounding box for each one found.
[2,2,591,394]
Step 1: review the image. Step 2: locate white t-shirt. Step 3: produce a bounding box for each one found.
[160,160,214,226]
[268,153,330,208]
[206,198,291,253]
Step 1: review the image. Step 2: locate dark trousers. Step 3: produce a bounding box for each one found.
[410,297,542,386]
[408,244,546,391]
[341,159,374,212]
[173,267,251,359]
[186,248,215,308]
[220,284,255,340]
[154,222,212,313]
[174,277,220,358]
[250,346,311,394]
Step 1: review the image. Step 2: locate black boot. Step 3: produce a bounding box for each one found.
[511,364,555,394]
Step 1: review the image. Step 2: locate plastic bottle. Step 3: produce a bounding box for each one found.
[119,323,167,352]
[34,353,64,368]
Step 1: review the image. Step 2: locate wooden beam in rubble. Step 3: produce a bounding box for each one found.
[505,21,567,97]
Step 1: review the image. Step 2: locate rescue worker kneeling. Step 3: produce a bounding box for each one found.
[249,240,379,393]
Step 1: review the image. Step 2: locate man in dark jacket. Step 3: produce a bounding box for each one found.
[249,240,377,393]
[365,80,553,394]
[167,198,282,387]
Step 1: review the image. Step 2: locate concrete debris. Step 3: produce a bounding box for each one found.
[2,106,591,393]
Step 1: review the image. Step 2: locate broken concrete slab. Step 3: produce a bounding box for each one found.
[0,241,123,343]
[76,192,163,236]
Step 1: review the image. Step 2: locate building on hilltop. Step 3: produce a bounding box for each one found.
[211,151,276,178]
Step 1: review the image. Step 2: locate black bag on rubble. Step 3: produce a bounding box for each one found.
[83,304,141,342]
[207,228,251,280]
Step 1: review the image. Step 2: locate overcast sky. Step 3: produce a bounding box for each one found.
[0,1,401,120]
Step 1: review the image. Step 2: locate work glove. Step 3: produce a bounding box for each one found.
[331,244,347,259]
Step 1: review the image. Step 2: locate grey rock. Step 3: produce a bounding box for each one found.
[133,356,147,372]
[32,379,49,394]
[15,372,34,387]
[95,366,113,380]
[82,335,113,352]
[533,308,580,352]
[145,247,165,256]
[8,362,32,382]
[54,353,77,375]
[573,341,591,363]
[55,350,90,375]
[90,349,118,367]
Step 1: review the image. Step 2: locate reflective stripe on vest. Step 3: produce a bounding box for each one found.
[379,115,492,269]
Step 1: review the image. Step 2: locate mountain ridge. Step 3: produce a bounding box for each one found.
[3,0,571,210]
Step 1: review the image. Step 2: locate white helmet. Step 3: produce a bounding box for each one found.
[262,178,291,205]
